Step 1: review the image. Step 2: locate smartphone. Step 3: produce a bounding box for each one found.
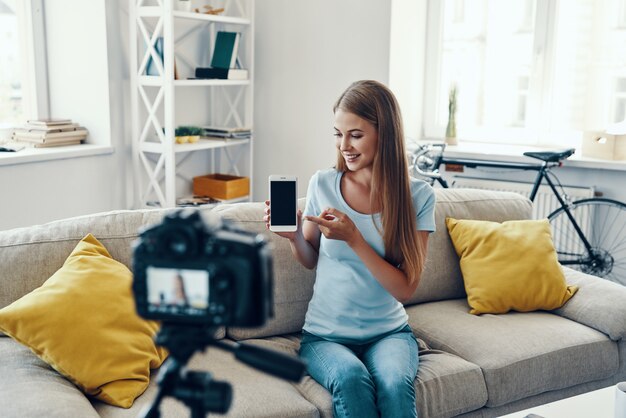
[269,175,298,232]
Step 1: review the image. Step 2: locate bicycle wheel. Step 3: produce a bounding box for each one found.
[548,198,626,285]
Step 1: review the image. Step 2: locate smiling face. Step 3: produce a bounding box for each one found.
[334,108,379,172]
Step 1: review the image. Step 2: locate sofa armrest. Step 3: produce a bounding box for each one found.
[552,267,626,341]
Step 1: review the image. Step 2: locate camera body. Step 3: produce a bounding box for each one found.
[132,210,273,327]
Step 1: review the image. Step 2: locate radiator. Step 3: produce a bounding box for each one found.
[451,176,595,219]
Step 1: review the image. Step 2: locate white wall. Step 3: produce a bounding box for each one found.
[0,0,127,231]
[389,0,427,141]
[252,0,392,201]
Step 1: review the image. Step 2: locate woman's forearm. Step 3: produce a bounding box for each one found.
[289,232,319,270]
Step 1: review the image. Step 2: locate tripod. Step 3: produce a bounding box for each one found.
[140,324,306,418]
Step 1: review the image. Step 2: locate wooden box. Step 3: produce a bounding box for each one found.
[581,131,626,160]
[193,174,250,200]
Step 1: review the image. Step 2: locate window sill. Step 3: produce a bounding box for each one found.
[0,144,114,167]
[413,140,626,172]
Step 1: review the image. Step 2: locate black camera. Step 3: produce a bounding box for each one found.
[131,210,305,418]
[133,209,273,327]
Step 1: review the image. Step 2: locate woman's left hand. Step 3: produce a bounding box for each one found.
[304,208,362,247]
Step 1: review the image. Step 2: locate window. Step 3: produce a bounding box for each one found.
[0,0,47,128]
[423,0,626,146]
[0,0,24,125]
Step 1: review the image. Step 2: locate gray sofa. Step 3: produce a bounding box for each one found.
[1,188,625,418]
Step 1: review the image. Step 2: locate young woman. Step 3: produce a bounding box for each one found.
[264,80,435,418]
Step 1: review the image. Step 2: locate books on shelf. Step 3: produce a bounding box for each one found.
[194,67,248,80]
[193,32,246,81]
[13,119,88,147]
[210,31,241,69]
[201,126,251,139]
[145,37,179,79]
[146,37,163,76]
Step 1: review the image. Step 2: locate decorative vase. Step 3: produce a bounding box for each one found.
[445,116,457,146]
[445,85,458,146]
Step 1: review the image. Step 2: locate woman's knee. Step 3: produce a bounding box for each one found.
[300,342,373,393]
[330,361,374,392]
[375,372,416,398]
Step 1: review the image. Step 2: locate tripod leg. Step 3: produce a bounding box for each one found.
[139,357,180,418]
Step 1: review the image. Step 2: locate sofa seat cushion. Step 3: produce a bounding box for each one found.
[406,299,619,407]
[93,336,319,418]
[0,337,100,418]
[280,333,488,418]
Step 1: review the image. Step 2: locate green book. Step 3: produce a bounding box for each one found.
[210,31,240,69]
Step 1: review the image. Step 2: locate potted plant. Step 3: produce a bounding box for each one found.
[445,84,458,146]
[187,126,202,143]
[174,126,202,144]
[175,126,191,144]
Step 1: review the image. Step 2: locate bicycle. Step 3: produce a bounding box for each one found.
[409,143,626,285]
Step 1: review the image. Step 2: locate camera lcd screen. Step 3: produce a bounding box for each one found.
[270,181,296,226]
[146,267,209,316]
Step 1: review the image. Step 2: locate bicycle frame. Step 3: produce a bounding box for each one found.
[425,152,595,265]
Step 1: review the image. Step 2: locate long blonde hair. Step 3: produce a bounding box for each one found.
[334,80,426,285]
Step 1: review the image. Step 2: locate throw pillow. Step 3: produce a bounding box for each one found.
[0,234,168,408]
[445,217,578,315]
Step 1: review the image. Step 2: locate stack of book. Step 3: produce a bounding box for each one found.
[193,31,248,80]
[13,119,88,148]
[202,126,252,140]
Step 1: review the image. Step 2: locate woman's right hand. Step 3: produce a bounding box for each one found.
[264,200,302,241]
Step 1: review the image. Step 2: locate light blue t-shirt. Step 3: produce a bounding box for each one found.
[303,168,436,344]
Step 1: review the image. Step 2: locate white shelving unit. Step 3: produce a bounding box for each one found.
[129,0,254,208]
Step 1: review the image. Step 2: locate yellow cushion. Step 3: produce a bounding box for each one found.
[445,217,578,315]
[0,234,167,408]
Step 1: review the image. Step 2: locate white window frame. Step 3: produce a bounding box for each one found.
[423,0,574,146]
[0,0,113,166]
[8,0,49,123]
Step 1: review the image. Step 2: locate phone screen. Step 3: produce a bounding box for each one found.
[271,181,297,226]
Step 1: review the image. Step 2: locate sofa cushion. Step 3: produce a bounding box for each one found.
[0,337,100,418]
[0,208,226,339]
[93,336,319,418]
[212,200,317,340]
[445,217,577,314]
[0,234,168,408]
[0,209,166,309]
[406,299,619,407]
[407,189,532,305]
[290,333,488,418]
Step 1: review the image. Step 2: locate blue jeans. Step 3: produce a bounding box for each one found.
[299,325,419,418]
